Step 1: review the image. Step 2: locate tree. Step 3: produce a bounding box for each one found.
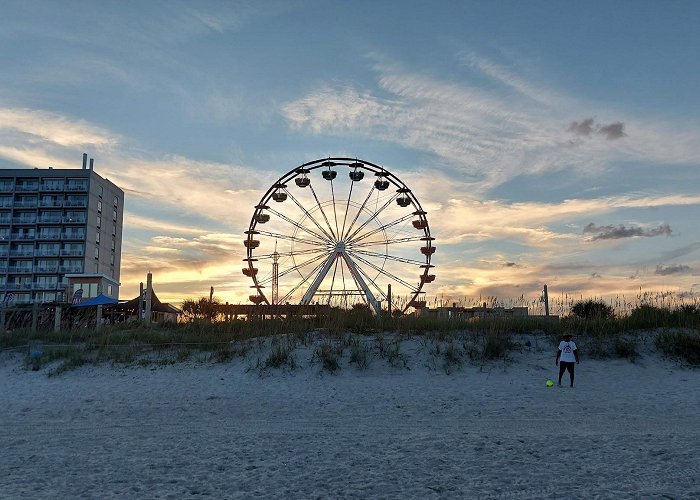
[181,296,221,322]
[570,299,614,320]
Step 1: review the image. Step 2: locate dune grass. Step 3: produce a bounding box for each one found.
[3,298,699,373]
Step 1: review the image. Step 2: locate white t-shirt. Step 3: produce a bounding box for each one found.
[558,340,577,362]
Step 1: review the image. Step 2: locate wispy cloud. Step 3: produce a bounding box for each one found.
[655,264,692,275]
[283,53,700,194]
[583,223,672,241]
[0,107,117,148]
[567,118,626,140]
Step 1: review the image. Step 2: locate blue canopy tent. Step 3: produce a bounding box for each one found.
[72,293,118,308]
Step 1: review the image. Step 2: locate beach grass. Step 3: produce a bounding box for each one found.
[4,298,699,373]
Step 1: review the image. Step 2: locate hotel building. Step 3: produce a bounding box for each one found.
[0,154,124,304]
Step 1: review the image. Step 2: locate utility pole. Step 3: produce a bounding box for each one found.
[387,283,392,317]
[543,284,550,317]
[272,241,279,305]
[145,273,152,324]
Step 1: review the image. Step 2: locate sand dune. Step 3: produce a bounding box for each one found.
[1,335,698,499]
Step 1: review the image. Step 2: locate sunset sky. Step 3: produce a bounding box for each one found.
[1,1,699,309]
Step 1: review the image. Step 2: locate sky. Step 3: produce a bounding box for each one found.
[1,1,699,311]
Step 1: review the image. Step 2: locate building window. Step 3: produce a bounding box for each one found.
[107,284,113,296]
[98,185,103,197]
[94,247,99,259]
[112,225,116,236]
[112,208,117,221]
[96,232,100,244]
[113,196,118,206]
[111,239,115,251]
[96,215,101,228]
[110,253,115,265]
[97,200,102,213]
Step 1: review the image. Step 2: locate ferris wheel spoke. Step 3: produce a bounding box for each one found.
[328,258,340,305]
[284,189,335,242]
[349,213,415,244]
[342,184,376,241]
[340,175,358,241]
[279,258,330,304]
[349,235,427,248]
[309,183,337,240]
[349,248,426,267]
[266,206,330,243]
[330,178,341,241]
[348,251,420,291]
[254,247,327,260]
[255,229,326,247]
[343,253,388,301]
[257,251,329,286]
[346,192,400,242]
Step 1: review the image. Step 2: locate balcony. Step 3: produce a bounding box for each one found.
[38,200,63,208]
[37,233,61,240]
[12,217,37,224]
[13,201,37,208]
[0,202,12,208]
[62,232,86,240]
[14,184,39,192]
[65,183,88,192]
[63,216,86,224]
[33,282,60,290]
[60,249,84,257]
[64,200,87,208]
[35,249,60,257]
[10,234,36,240]
[8,266,33,273]
[9,250,34,257]
[37,216,63,223]
[0,183,14,192]
[40,184,65,192]
[0,217,11,224]
[8,282,33,290]
[34,266,59,273]
[59,266,83,273]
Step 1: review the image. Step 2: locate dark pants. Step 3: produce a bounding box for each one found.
[558,361,575,386]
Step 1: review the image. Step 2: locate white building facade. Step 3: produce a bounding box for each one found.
[0,155,124,304]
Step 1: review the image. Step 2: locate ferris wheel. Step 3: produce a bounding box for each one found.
[243,157,435,314]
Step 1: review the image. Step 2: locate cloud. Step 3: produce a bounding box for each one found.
[655,264,692,275]
[283,56,693,193]
[568,118,595,136]
[598,122,626,140]
[567,118,626,140]
[583,223,672,240]
[0,107,117,148]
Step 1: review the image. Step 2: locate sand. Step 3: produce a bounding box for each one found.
[1,334,699,499]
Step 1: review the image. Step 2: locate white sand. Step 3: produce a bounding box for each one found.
[1,334,699,499]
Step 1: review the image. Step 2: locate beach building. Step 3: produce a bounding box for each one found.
[0,154,124,304]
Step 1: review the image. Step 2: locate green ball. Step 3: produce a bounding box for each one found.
[546,379,554,387]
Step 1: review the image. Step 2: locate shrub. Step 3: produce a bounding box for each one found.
[314,342,341,372]
[628,305,673,328]
[264,343,295,369]
[348,338,369,369]
[655,330,700,365]
[614,337,638,360]
[482,332,513,360]
[571,300,614,320]
[442,341,462,374]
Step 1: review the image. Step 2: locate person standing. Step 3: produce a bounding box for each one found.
[556,333,580,387]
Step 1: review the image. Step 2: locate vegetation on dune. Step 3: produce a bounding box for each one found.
[2,294,699,373]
